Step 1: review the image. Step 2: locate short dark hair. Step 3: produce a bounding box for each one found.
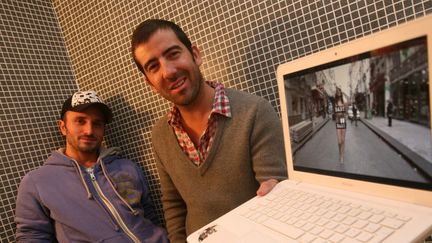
[131,19,193,74]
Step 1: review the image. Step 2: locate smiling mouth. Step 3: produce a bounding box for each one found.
[81,137,96,142]
[171,79,186,90]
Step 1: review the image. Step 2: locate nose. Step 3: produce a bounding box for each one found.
[160,60,177,81]
[83,123,94,135]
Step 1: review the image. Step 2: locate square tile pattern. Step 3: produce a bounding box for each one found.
[1,0,431,241]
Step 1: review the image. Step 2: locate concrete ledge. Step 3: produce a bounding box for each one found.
[290,120,313,143]
[362,118,432,181]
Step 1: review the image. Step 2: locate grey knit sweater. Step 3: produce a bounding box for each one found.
[152,88,287,243]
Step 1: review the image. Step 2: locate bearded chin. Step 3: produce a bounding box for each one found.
[171,70,204,106]
[78,143,100,154]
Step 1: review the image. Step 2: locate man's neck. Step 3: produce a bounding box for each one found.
[176,82,215,146]
[177,82,215,122]
[78,159,98,168]
[65,150,99,168]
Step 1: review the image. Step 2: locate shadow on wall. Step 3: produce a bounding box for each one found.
[103,94,165,226]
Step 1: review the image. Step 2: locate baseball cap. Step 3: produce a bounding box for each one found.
[60,91,113,123]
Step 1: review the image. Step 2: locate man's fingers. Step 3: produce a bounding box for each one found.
[256,179,278,196]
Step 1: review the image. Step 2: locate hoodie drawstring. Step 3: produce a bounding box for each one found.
[100,159,139,216]
[71,160,93,199]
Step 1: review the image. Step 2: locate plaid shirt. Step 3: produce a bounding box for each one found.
[167,82,231,166]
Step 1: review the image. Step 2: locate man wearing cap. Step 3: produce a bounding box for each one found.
[15,91,168,243]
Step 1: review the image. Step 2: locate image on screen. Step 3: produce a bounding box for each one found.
[283,36,432,190]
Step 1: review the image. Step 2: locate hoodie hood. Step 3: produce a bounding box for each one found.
[45,146,121,167]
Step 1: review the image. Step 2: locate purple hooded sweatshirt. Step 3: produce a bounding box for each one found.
[15,147,168,243]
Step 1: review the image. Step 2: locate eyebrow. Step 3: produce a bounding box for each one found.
[143,45,183,72]
[72,114,105,123]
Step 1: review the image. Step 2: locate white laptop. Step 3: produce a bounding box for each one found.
[187,15,432,243]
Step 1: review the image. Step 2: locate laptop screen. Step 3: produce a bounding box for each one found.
[282,36,432,191]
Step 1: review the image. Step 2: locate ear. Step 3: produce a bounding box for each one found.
[191,45,203,66]
[58,119,67,136]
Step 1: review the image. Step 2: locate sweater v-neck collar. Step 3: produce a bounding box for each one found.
[168,115,228,176]
[197,117,227,175]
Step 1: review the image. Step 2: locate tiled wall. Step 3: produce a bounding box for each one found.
[1,0,431,242]
[0,0,77,241]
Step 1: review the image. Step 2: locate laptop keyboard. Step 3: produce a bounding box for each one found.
[237,187,412,243]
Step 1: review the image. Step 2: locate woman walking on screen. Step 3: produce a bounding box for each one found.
[334,87,346,163]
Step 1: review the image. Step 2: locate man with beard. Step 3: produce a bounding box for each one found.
[131,19,287,243]
[15,91,168,243]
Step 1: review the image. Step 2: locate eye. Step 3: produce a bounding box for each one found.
[76,118,86,125]
[93,121,105,128]
[167,50,181,59]
[147,63,159,73]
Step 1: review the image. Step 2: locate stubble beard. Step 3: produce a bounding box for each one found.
[65,131,101,156]
[171,68,204,106]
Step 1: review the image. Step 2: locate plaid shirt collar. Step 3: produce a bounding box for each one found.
[168,81,231,126]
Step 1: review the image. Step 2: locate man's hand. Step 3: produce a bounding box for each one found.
[256,179,278,196]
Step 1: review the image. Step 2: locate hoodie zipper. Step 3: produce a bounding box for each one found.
[87,167,140,243]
